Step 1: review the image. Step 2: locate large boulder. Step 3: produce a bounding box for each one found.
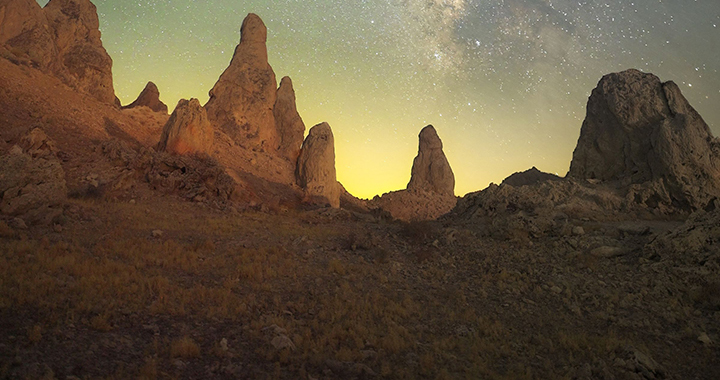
[568,69,720,210]
[407,125,455,196]
[274,76,305,162]
[158,98,214,155]
[123,81,168,114]
[296,122,340,208]
[0,129,66,224]
[205,13,278,151]
[0,0,116,104]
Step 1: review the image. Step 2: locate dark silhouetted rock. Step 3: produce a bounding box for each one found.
[205,13,278,150]
[274,76,305,162]
[296,122,340,208]
[502,167,562,187]
[123,81,168,114]
[158,98,214,155]
[568,69,720,210]
[407,125,455,196]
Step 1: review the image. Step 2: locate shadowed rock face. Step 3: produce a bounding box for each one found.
[158,99,214,155]
[274,76,305,162]
[407,125,455,196]
[568,69,720,210]
[205,13,278,150]
[123,81,168,114]
[296,122,340,208]
[502,167,562,187]
[0,0,116,104]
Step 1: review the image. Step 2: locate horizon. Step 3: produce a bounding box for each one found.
[37,0,720,198]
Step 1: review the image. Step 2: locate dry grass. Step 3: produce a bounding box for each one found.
[170,336,200,359]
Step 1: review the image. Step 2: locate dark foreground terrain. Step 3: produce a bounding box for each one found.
[1,193,718,379]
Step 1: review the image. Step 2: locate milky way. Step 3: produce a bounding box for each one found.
[37,0,720,197]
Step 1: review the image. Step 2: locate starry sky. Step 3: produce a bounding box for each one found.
[38,0,720,198]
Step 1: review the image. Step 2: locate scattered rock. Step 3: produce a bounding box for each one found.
[157,98,214,155]
[296,122,340,208]
[205,13,278,150]
[698,332,712,345]
[122,81,168,113]
[151,229,163,238]
[572,226,585,236]
[270,334,295,351]
[590,246,626,258]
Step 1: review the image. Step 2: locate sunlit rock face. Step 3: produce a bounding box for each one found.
[569,69,720,210]
[296,122,340,208]
[0,0,117,104]
[205,13,278,151]
[158,98,214,155]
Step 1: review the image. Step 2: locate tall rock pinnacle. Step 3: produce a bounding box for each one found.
[568,69,720,209]
[296,122,340,208]
[274,76,306,162]
[205,13,278,151]
[407,125,455,196]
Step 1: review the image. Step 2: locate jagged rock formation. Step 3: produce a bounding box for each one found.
[205,13,278,150]
[0,0,116,104]
[371,125,457,221]
[274,76,305,162]
[0,128,66,224]
[568,69,720,210]
[158,99,214,155]
[296,122,340,208]
[502,167,562,187]
[407,125,455,196]
[123,81,168,113]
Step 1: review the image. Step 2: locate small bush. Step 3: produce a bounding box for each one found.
[170,336,201,359]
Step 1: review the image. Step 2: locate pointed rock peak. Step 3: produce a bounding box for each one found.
[296,122,340,208]
[158,98,214,155]
[407,125,455,196]
[418,125,443,151]
[274,76,305,162]
[240,13,267,44]
[123,81,168,114]
[204,13,277,149]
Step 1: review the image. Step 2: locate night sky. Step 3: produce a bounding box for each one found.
[37,0,720,198]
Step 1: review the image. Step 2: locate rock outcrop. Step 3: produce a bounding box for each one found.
[502,167,562,187]
[296,122,340,208]
[568,69,720,210]
[158,99,214,155]
[407,125,455,196]
[0,129,66,224]
[371,125,457,221]
[123,81,168,113]
[205,13,278,151]
[0,0,116,104]
[274,76,305,162]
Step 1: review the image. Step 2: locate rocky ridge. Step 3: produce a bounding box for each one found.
[122,81,168,114]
